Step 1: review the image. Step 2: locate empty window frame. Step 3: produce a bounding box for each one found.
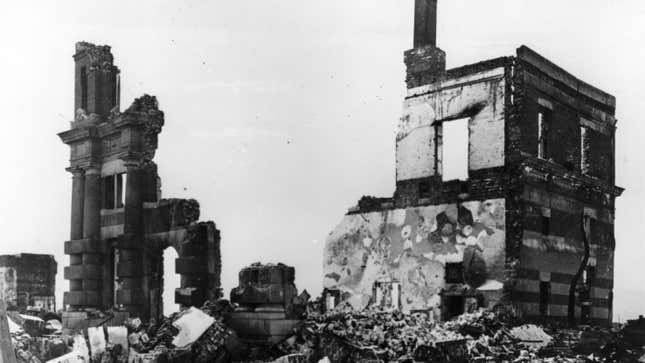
[80,66,88,110]
[580,126,590,174]
[441,117,469,181]
[537,107,551,159]
[539,281,550,316]
[102,173,125,209]
[541,208,551,237]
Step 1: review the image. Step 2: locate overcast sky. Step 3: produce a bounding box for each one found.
[0,0,643,320]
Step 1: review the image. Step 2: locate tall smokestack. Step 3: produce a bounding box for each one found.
[414,0,438,48]
[404,0,445,88]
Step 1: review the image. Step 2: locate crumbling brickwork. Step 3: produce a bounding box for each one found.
[0,254,57,311]
[323,0,622,326]
[59,42,221,322]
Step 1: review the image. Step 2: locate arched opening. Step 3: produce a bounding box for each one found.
[162,247,181,316]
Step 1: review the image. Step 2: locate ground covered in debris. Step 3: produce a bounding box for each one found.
[7,301,645,362]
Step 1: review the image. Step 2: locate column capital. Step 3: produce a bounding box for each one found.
[85,167,101,176]
[66,166,86,176]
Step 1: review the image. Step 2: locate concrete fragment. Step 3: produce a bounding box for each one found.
[46,319,62,333]
[509,324,553,349]
[171,307,215,348]
[88,327,107,360]
[107,326,129,352]
[46,335,89,363]
[7,315,23,334]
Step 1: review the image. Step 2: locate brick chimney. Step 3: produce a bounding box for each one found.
[405,0,446,88]
[414,0,437,48]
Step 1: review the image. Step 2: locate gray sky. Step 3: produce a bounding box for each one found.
[0,0,643,321]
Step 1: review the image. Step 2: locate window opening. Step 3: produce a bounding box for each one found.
[102,173,125,209]
[441,118,469,181]
[539,281,550,316]
[80,66,88,110]
[581,126,589,174]
[538,107,551,159]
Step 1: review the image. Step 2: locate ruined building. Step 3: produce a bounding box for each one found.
[324,0,623,325]
[0,254,57,311]
[59,42,221,322]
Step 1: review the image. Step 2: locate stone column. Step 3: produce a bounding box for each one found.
[116,161,146,317]
[68,168,85,292]
[83,168,101,240]
[79,167,102,307]
[70,168,85,241]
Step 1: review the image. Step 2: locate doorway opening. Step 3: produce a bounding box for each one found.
[162,247,181,316]
[443,295,465,320]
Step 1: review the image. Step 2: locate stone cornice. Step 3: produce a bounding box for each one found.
[58,126,97,144]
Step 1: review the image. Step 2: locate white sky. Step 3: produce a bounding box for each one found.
[0,0,643,321]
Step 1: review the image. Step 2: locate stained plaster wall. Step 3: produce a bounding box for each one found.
[323,198,505,316]
[396,67,506,182]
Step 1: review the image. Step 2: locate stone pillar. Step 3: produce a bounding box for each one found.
[83,168,101,240]
[68,168,85,292]
[78,167,102,307]
[70,168,85,240]
[116,161,146,317]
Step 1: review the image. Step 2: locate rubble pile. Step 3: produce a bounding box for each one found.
[7,298,645,362]
[7,312,74,363]
[125,300,236,363]
[270,305,644,363]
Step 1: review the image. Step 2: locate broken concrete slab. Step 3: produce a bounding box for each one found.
[87,326,107,360]
[171,307,215,348]
[509,324,553,349]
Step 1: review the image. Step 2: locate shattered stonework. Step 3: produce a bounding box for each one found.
[59,42,221,322]
[324,0,623,326]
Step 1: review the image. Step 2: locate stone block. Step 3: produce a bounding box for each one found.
[116,288,144,305]
[64,239,102,254]
[64,290,101,307]
[228,314,300,339]
[175,257,206,274]
[62,311,89,330]
[175,287,205,306]
[117,261,143,277]
[64,264,102,280]
[88,326,106,361]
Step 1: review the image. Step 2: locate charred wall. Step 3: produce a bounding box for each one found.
[325,45,622,325]
[506,46,621,325]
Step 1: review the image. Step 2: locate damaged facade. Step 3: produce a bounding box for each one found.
[58,42,221,322]
[0,254,57,311]
[324,0,623,325]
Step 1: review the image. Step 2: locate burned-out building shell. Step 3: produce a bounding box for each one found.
[324,0,622,325]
